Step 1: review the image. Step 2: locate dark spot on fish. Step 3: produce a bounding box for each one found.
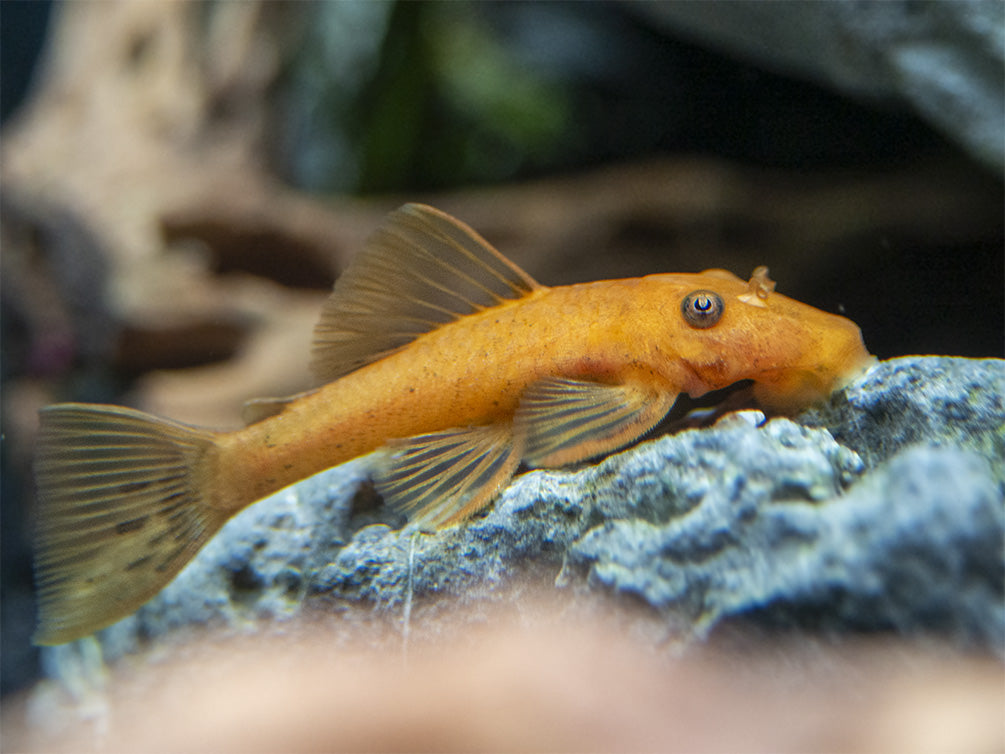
[120,481,152,494]
[125,554,154,571]
[157,492,189,517]
[116,516,149,535]
[149,531,168,547]
[283,463,293,471]
[156,544,187,572]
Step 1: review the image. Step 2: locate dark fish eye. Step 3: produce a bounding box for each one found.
[681,290,724,328]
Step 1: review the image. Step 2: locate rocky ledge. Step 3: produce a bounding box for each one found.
[46,357,1005,671]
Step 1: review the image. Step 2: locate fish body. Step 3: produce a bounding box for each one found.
[33,205,874,644]
[222,273,863,506]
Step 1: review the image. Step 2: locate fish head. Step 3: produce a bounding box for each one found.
[654,267,875,414]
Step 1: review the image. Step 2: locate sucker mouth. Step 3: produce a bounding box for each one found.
[833,350,879,391]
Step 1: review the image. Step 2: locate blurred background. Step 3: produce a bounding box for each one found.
[2,0,1002,697]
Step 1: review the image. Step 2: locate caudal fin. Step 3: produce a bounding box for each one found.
[33,403,228,645]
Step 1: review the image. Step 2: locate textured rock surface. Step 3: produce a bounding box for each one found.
[573,443,1002,645]
[803,356,1005,472]
[50,357,1005,670]
[636,1,1005,171]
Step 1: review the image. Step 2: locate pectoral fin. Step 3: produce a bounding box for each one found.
[376,424,521,529]
[515,377,676,468]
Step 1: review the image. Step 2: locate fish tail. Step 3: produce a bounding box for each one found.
[32,403,228,645]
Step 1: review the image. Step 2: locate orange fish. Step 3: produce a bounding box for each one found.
[33,204,874,644]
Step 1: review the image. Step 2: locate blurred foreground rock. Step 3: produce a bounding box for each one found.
[9,618,1003,754]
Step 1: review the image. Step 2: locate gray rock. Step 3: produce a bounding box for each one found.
[571,444,1003,648]
[634,1,1005,171]
[311,413,864,614]
[803,356,1005,474]
[58,357,1005,667]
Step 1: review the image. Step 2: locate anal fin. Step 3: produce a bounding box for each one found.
[376,424,520,530]
[515,377,676,468]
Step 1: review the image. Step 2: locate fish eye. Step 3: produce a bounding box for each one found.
[681,290,724,328]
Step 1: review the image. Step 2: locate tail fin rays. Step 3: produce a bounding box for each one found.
[33,404,226,645]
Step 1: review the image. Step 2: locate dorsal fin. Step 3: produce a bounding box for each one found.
[311,204,544,383]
